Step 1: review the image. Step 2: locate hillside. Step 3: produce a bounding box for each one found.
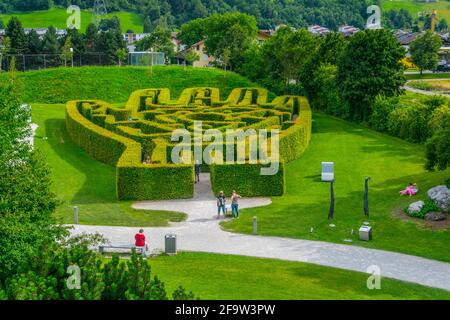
[382,0,450,23]
[0,0,367,30]
[0,7,143,32]
[0,65,261,103]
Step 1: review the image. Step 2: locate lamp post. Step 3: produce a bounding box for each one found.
[149,47,154,75]
[70,47,74,68]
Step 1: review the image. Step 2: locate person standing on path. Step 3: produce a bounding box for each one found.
[194,160,201,183]
[231,190,241,218]
[217,191,226,218]
[134,229,148,257]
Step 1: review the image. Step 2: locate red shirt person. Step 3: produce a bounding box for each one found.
[134,229,147,256]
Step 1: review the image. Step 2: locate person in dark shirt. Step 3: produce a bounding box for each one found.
[217,191,226,218]
[195,160,201,183]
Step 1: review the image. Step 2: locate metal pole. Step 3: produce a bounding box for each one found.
[74,206,78,224]
[253,216,257,235]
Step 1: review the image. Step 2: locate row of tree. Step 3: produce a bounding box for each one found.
[1,0,368,31]
[1,17,127,66]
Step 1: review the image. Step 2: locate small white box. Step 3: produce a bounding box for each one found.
[359,226,372,241]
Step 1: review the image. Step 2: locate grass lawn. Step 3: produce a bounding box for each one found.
[222,112,450,263]
[382,0,450,23]
[25,66,449,261]
[145,252,450,300]
[0,7,143,32]
[406,73,450,80]
[2,66,259,104]
[408,79,450,93]
[32,103,186,226]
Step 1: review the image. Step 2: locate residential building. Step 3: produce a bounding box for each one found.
[338,25,360,37]
[308,25,330,36]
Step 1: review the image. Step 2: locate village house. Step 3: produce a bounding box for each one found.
[308,25,330,37]
[338,25,360,37]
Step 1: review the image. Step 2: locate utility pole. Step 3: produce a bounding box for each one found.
[431,9,437,33]
[93,0,108,25]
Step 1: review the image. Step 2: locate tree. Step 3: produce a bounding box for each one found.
[337,29,406,122]
[117,48,127,67]
[143,16,152,33]
[177,18,206,47]
[135,26,174,60]
[84,23,99,52]
[0,37,11,72]
[203,13,258,70]
[425,117,449,171]
[5,17,26,55]
[0,64,63,281]
[438,18,448,32]
[26,29,41,54]
[300,32,347,113]
[180,50,199,69]
[410,30,443,75]
[41,26,60,54]
[260,27,319,93]
[61,36,73,67]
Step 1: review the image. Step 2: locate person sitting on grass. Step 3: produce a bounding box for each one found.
[400,183,418,197]
[217,191,226,218]
[134,229,148,257]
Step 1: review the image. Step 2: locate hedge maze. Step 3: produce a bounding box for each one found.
[66,87,312,200]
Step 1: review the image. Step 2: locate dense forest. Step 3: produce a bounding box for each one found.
[0,0,370,30]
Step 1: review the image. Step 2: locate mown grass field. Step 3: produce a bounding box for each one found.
[223,112,450,262]
[22,66,450,262]
[145,252,450,300]
[382,0,450,23]
[0,7,143,32]
[2,66,259,104]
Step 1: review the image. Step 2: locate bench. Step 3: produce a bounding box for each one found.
[99,245,143,254]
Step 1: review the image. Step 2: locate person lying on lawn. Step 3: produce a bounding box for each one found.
[400,183,418,196]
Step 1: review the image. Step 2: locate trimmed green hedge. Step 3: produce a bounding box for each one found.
[66,100,194,200]
[117,164,194,200]
[210,162,285,197]
[66,87,311,200]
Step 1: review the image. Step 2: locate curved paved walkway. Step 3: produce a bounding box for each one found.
[71,174,450,291]
[403,78,450,97]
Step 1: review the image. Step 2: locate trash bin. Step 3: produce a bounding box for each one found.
[165,234,177,255]
[359,225,372,241]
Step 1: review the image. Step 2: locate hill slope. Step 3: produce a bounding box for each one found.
[0,65,261,103]
[0,7,143,32]
[382,0,450,22]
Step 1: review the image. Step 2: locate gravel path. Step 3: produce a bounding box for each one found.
[71,174,450,291]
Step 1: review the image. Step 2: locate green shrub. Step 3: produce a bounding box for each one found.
[210,162,285,197]
[425,117,450,171]
[387,104,432,143]
[406,200,440,219]
[117,164,194,200]
[370,95,398,132]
